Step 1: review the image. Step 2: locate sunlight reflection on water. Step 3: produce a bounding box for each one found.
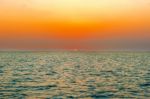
[0,52,150,98]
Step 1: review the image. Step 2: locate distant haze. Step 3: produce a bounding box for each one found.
[0,37,150,51]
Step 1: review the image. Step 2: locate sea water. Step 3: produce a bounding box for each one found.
[0,52,150,99]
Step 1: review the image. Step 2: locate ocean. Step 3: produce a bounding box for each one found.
[0,52,150,99]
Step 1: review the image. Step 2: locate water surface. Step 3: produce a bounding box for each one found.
[0,52,150,98]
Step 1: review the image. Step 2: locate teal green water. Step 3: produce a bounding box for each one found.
[0,52,150,99]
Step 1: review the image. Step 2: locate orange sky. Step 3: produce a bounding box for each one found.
[0,0,150,49]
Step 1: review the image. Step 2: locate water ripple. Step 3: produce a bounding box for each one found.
[0,52,150,98]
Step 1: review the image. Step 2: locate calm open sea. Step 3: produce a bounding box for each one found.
[0,52,150,99]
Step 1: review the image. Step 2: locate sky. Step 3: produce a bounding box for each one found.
[0,0,150,50]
